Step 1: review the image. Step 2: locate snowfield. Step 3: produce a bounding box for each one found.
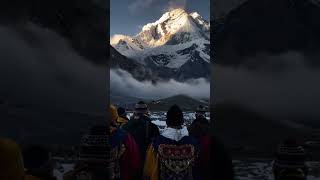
[53,160,320,180]
[129,111,210,132]
[233,160,320,180]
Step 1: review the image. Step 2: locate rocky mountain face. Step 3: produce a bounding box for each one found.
[110,46,156,82]
[213,0,320,67]
[111,8,210,82]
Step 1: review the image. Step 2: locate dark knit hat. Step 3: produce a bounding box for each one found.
[117,107,126,117]
[134,101,148,114]
[166,105,184,127]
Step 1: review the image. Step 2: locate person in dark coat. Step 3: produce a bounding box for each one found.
[208,135,234,180]
[189,115,234,180]
[122,101,159,162]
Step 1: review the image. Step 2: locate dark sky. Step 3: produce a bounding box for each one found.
[211,0,246,18]
[110,0,210,36]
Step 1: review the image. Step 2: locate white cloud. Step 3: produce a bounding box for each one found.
[128,0,156,13]
[167,0,187,11]
[128,0,187,14]
[0,23,106,113]
[110,68,209,100]
[213,52,320,118]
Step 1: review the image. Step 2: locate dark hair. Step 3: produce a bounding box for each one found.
[117,107,126,116]
[166,105,184,127]
[189,116,210,138]
[134,101,148,114]
[137,101,146,104]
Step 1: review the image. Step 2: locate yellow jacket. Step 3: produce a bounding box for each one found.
[143,145,159,180]
[0,138,41,180]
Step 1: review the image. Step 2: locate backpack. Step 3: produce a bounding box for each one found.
[153,136,199,180]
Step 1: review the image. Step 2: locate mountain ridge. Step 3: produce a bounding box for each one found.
[213,0,320,67]
[110,8,210,82]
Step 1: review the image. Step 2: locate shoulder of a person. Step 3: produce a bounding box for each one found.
[151,135,164,144]
[149,122,159,129]
[115,128,130,140]
[116,127,126,133]
[184,135,199,145]
[122,120,137,130]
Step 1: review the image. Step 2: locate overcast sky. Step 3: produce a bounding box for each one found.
[110,0,210,37]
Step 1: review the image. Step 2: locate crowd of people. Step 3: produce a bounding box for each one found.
[0,101,311,180]
[106,102,235,180]
[105,101,310,180]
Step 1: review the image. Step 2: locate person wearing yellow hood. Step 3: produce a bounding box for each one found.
[0,138,41,180]
[110,105,128,128]
[108,105,142,180]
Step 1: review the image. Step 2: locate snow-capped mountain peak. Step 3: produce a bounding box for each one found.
[136,8,202,47]
[110,8,210,81]
[140,8,188,33]
[190,12,201,18]
[166,8,188,19]
[111,8,209,50]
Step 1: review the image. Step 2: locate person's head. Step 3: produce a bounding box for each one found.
[117,107,127,117]
[195,105,206,119]
[0,138,25,180]
[134,101,149,116]
[166,105,184,128]
[189,116,210,138]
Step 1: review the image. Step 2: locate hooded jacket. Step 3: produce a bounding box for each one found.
[110,105,128,128]
[143,127,200,180]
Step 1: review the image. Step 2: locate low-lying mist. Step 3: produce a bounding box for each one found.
[0,23,107,113]
[110,68,210,100]
[213,51,320,120]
